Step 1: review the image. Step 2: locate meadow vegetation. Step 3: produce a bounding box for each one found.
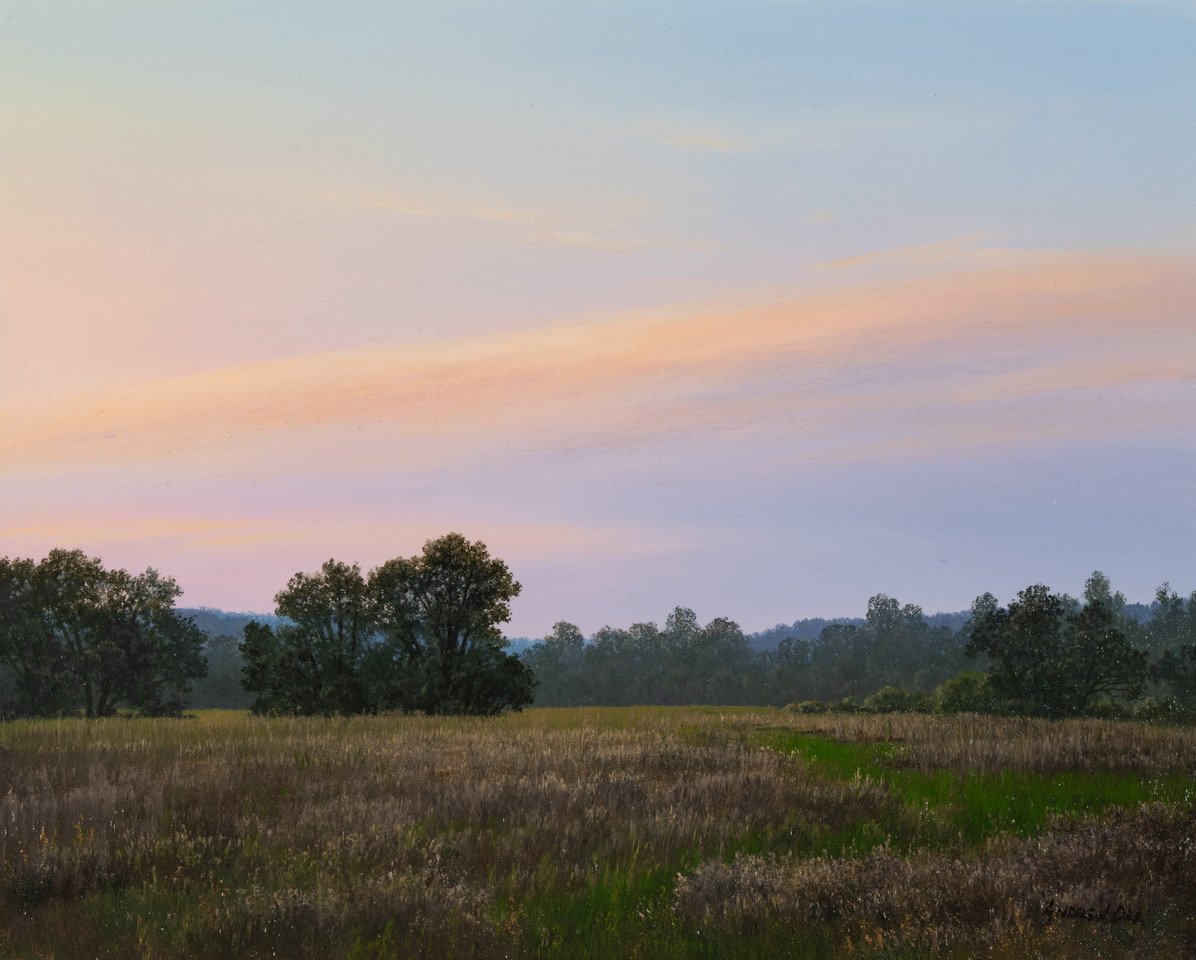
[2,708,1193,959]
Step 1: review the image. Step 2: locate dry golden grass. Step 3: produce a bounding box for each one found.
[675,803,1195,953]
[1,707,1193,959]
[1,709,893,958]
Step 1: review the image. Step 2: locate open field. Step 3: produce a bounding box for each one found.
[2,708,1194,959]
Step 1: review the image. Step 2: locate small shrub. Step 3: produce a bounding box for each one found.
[934,671,993,714]
[1134,696,1193,725]
[1083,697,1129,720]
[861,686,930,714]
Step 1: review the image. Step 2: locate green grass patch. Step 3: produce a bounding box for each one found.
[515,861,842,960]
[758,729,1195,843]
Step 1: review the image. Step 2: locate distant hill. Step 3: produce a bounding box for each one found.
[179,608,281,640]
[747,617,861,652]
[182,600,1158,650]
[179,608,278,709]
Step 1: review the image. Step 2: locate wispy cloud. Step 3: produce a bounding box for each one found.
[0,516,259,546]
[632,118,753,153]
[309,190,540,225]
[2,249,1192,476]
[654,132,750,153]
[525,228,717,253]
[817,232,1008,272]
[802,209,836,226]
[308,188,700,254]
[531,229,648,252]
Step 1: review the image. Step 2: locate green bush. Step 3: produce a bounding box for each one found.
[1083,697,1130,720]
[862,686,931,713]
[1133,696,1193,725]
[934,671,993,714]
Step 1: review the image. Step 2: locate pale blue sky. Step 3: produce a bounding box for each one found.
[2,2,1194,633]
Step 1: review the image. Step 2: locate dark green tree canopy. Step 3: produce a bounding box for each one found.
[239,560,373,715]
[0,550,205,718]
[1147,585,1196,714]
[369,533,531,715]
[241,534,534,716]
[965,572,1146,718]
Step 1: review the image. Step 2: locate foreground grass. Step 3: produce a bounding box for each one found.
[1,708,1193,959]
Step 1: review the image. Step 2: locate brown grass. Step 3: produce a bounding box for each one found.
[1,709,892,957]
[675,803,1195,952]
[1,707,1193,959]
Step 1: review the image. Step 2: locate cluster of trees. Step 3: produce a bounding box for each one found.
[240,534,534,716]
[523,573,1196,721]
[965,573,1146,718]
[523,609,756,706]
[0,550,206,718]
[958,574,1196,720]
[524,595,970,708]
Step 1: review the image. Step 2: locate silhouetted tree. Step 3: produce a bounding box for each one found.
[965,573,1146,717]
[368,534,533,715]
[243,535,533,716]
[240,560,374,715]
[0,550,204,718]
[0,556,72,716]
[92,565,207,716]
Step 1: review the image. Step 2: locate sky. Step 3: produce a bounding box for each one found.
[2,1,1194,637]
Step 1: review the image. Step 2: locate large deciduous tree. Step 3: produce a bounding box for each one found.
[89,565,208,716]
[369,534,533,715]
[965,572,1146,718]
[241,534,534,716]
[0,550,205,718]
[0,556,73,716]
[241,560,374,715]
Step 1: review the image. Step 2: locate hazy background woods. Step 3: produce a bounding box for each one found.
[178,581,1195,716]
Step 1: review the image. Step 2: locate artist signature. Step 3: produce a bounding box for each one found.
[1040,898,1144,924]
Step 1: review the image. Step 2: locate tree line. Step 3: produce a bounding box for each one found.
[4,541,1195,722]
[523,572,1196,720]
[522,595,965,709]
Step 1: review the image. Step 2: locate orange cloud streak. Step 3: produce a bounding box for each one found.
[2,250,1193,474]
